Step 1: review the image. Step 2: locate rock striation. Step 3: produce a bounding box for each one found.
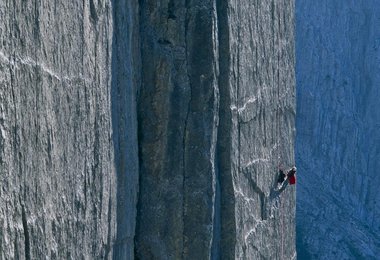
[136,0,296,258]
[0,1,116,259]
[296,0,380,259]
[1,0,296,259]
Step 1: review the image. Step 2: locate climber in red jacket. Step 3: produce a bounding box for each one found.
[287,166,297,185]
[277,166,297,189]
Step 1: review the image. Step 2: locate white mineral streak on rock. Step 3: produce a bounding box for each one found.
[1,0,295,259]
[0,1,118,259]
[0,50,90,82]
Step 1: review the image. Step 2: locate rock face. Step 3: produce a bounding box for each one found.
[136,0,296,259]
[0,1,117,259]
[0,1,295,259]
[296,0,380,259]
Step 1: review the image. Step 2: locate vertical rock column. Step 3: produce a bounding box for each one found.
[136,0,219,259]
[0,0,296,259]
[217,0,296,259]
[0,1,116,259]
[111,0,140,259]
[135,0,296,259]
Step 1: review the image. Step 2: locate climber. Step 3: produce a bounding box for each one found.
[287,166,297,185]
[277,166,297,188]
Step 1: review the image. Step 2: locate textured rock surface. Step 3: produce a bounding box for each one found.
[1,0,295,259]
[111,0,139,259]
[296,0,380,259]
[136,0,296,259]
[0,0,117,259]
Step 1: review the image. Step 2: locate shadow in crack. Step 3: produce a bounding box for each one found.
[111,0,139,258]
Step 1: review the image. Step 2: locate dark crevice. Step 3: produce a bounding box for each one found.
[182,0,191,258]
[21,204,30,260]
[260,193,267,221]
[104,187,112,259]
[211,152,221,260]
[181,49,191,260]
[215,0,236,258]
[89,0,98,22]
[242,168,267,220]
[134,0,144,258]
[167,0,176,20]
[181,92,191,259]
[157,38,172,45]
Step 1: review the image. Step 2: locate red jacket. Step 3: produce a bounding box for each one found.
[288,175,296,185]
[287,169,296,185]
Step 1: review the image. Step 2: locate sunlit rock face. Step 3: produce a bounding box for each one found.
[0,1,295,259]
[296,0,380,259]
[0,1,119,259]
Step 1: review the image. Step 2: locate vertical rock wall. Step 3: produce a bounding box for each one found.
[0,0,116,259]
[111,0,139,259]
[219,1,296,259]
[296,0,380,258]
[136,1,219,259]
[0,0,296,259]
[136,0,296,259]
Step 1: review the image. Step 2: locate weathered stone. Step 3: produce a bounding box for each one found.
[1,1,296,259]
[0,0,117,259]
[136,0,296,259]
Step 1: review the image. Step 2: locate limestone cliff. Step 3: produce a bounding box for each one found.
[0,1,296,259]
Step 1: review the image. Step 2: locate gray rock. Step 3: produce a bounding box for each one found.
[136,0,296,259]
[0,0,117,259]
[296,0,380,259]
[1,0,296,259]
